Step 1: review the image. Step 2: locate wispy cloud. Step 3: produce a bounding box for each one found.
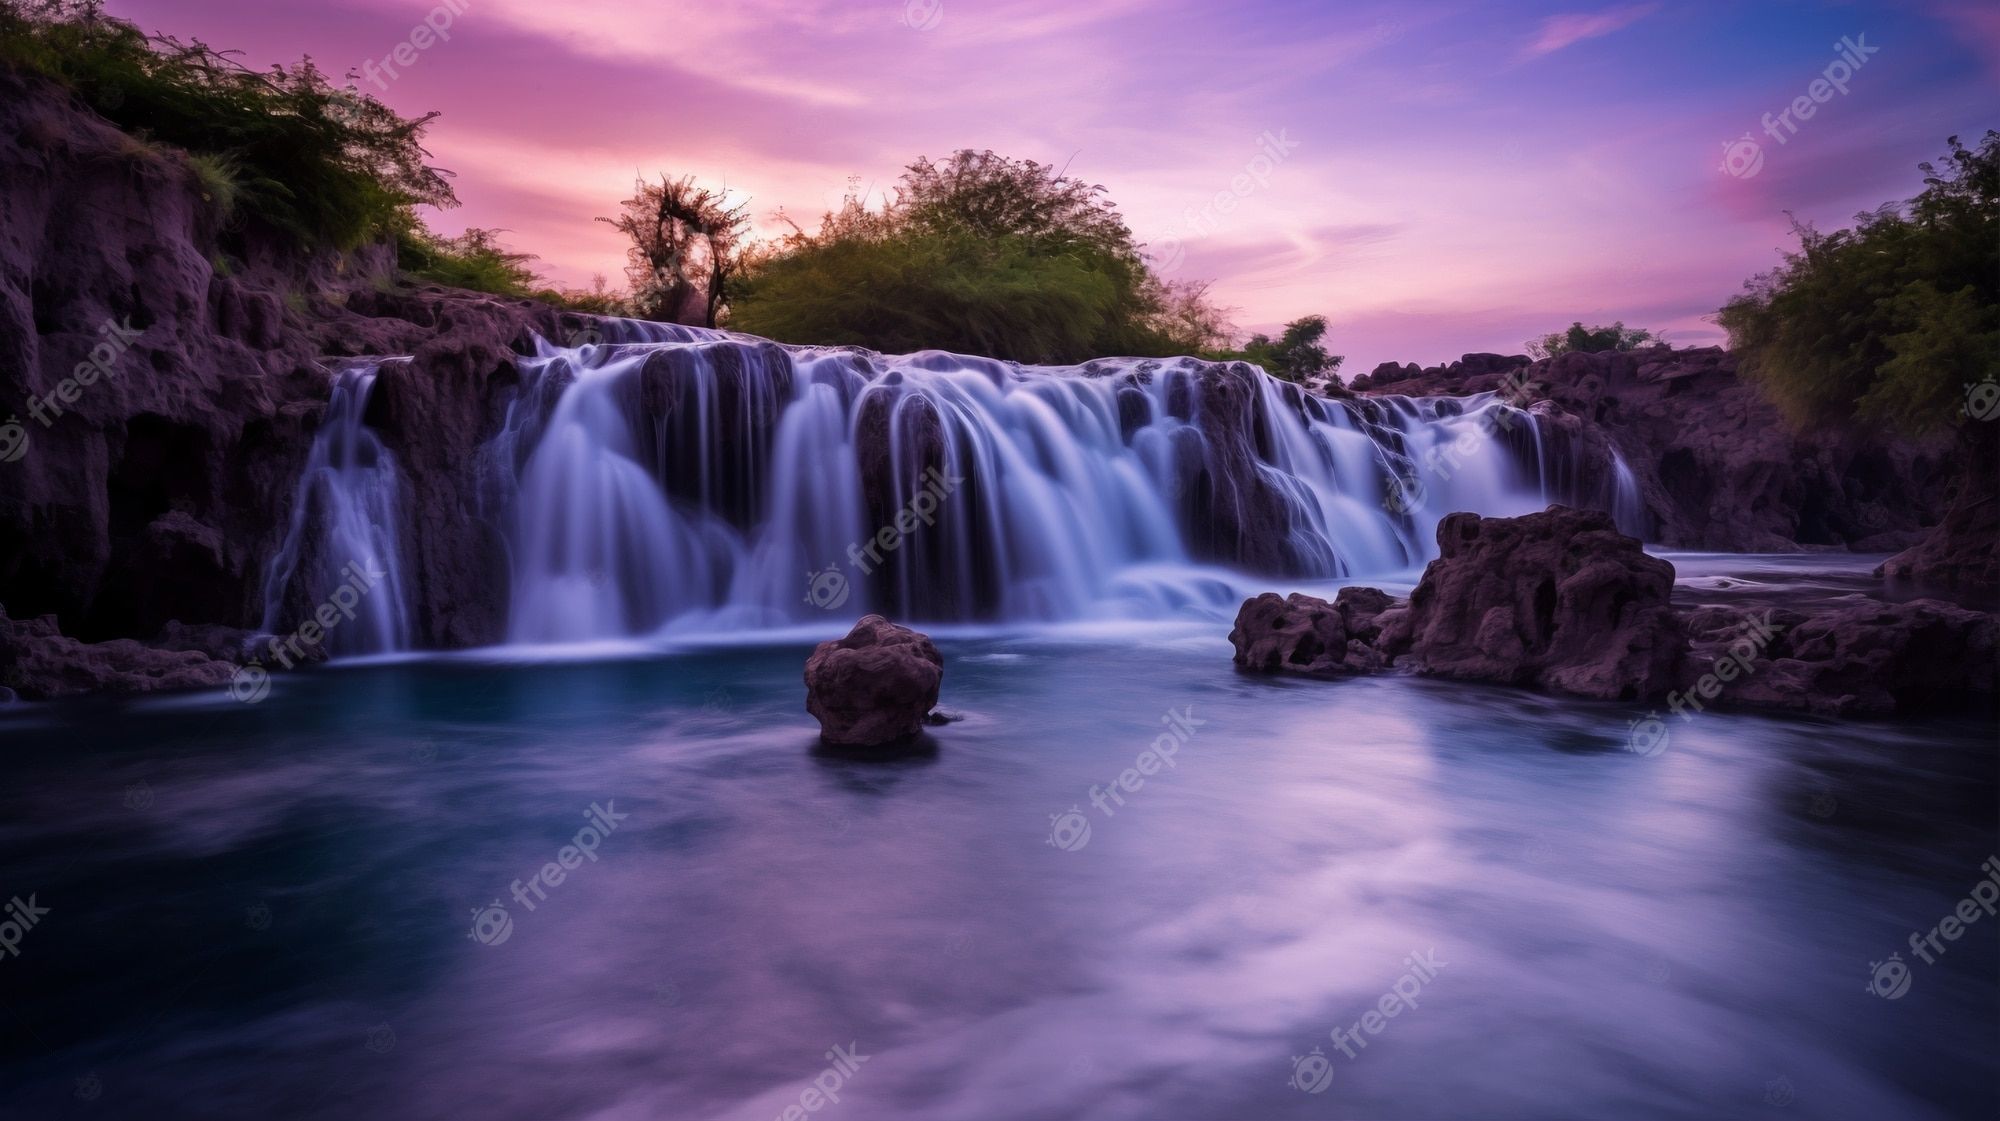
[1519,3,1660,60]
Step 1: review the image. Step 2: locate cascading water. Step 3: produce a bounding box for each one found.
[263,321,1648,651]
[259,361,413,656]
[482,321,1650,643]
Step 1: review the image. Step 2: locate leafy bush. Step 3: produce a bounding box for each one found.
[1214,315,1343,386]
[1525,321,1656,359]
[727,151,1229,363]
[1719,132,1999,434]
[0,0,456,247]
[398,227,539,296]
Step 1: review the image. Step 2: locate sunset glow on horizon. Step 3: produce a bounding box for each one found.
[109,0,1999,369]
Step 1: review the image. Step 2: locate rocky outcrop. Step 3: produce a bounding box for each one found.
[1231,507,1680,700]
[0,605,239,700]
[1397,508,1683,700]
[1234,507,1997,715]
[1357,347,1953,555]
[1682,599,1997,717]
[0,65,561,669]
[1227,587,1395,677]
[803,615,945,746]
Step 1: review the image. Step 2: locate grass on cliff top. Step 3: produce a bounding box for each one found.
[0,0,455,249]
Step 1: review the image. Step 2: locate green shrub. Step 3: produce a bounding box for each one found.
[0,0,456,247]
[1719,132,1999,434]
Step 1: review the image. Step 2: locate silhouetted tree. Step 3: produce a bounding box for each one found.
[598,174,748,326]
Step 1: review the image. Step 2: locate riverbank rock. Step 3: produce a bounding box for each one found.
[1228,587,1395,677]
[0,607,239,700]
[1400,507,1683,700]
[1681,599,1997,717]
[803,616,944,746]
[1232,506,1682,701]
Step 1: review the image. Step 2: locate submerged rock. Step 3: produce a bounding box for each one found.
[1228,587,1395,677]
[804,615,944,746]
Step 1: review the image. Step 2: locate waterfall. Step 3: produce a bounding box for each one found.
[480,326,1648,642]
[264,325,1652,651]
[259,361,413,656]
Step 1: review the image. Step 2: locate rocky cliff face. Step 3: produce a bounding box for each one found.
[0,67,559,664]
[1354,349,1955,555]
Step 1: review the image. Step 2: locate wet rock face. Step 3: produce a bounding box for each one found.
[1359,346,1953,556]
[1402,507,1684,701]
[0,65,559,657]
[1232,506,1685,702]
[1682,600,1998,718]
[0,606,239,700]
[803,615,944,747]
[1233,507,1997,716]
[1228,587,1395,677]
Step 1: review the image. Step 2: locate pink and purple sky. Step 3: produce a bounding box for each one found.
[112,0,1998,369]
